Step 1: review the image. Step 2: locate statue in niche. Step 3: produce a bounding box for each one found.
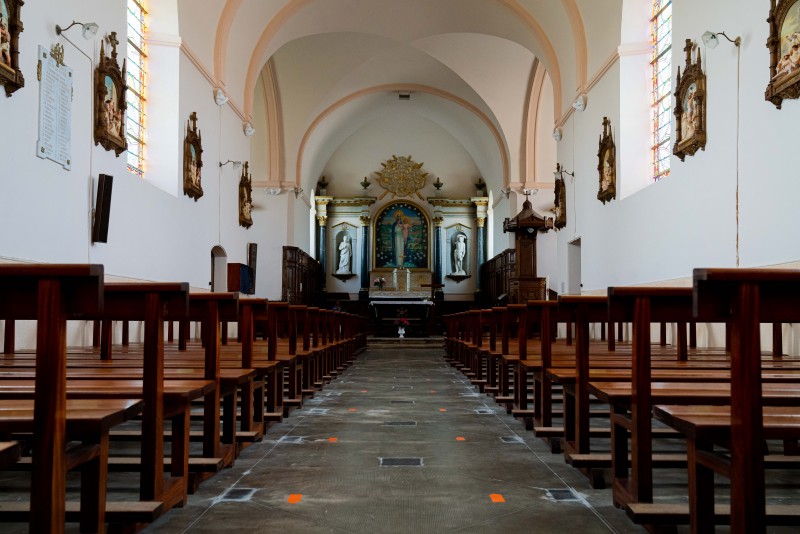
[336,235,352,274]
[452,234,467,275]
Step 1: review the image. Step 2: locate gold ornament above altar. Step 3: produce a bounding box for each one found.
[374,155,428,200]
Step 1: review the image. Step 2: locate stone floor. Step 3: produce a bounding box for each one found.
[143,341,645,534]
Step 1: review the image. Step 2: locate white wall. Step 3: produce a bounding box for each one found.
[549,0,799,295]
[0,0,281,304]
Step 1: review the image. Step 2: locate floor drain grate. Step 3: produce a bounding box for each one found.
[391,400,415,404]
[474,408,494,414]
[380,457,423,467]
[384,421,417,426]
[219,488,257,502]
[500,436,524,443]
[547,489,579,501]
[278,436,305,444]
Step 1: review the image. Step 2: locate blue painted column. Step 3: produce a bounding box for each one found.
[359,215,370,300]
[476,217,486,291]
[433,217,444,300]
[317,216,327,291]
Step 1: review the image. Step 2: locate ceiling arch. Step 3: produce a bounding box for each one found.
[295,84,510,190]
[209,0,588,123]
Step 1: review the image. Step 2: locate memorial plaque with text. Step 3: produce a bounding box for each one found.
[36,45,72,170]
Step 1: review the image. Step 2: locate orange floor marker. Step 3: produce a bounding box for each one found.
[328,437,338,443]
[347,408,357,412]
[489,494,505,503]
[455,436,465,441]
[431,390,437,393]
[439,408,447,412]
[288,494,303,504]
[361,390,368,393]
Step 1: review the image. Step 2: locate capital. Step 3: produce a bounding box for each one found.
[359,215,371,226]
[476,217,486,228]
[316,216,328,227]
[433,217,444,227]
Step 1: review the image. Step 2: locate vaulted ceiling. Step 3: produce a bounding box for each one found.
[177,0,623,211]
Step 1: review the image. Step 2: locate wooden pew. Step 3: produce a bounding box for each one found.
[0,264,146,533]
[655,269,800,532]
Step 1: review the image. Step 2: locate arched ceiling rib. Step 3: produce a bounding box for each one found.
[296,84,510,190]
[207,0,588,123]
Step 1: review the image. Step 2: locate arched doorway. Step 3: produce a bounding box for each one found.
[210,246,228,292]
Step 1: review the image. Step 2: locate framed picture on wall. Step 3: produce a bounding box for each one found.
[372,200,430,270]
[673,39,706,161]
[183,112,203,201]
[0,0,24,96]
[766,0,800,108]
[553,166,567,230]
[239,161,253,228]
[596,116,616,204]
[94,32,128,157]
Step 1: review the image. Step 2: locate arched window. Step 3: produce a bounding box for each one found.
[650,0,672,181]
[126,0,147,176]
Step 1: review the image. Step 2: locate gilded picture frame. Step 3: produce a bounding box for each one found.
[554,169,567,230]
[766,0,800,108]
[239,161,253,228]
[94,33,128,157]
[673,39,706,161]
[183,112,203,201]
[596,117,616,204]
[0,0,24,96]
[372,200,430,270]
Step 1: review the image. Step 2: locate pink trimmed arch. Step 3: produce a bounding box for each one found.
[295,84,510,188]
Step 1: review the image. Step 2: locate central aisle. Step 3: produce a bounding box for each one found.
[145,343,643,533]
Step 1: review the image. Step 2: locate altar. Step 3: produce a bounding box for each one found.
[369,299,435,337]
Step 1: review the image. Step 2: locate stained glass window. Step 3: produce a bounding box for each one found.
[651,0,672,181]
[126,0,147,177]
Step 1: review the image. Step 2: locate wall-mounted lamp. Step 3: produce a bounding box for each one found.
[498,187,512,199]
[360,176,370,190]
[219,160,241,169]
[214,88,229,106]
[553,163,574,180]
[243,122,255,137]
[702,30,741,49]
[55,21,99,40]
[572,94,587,112]
[266,188,281,196]
[552,127,562,142]
[293,187,304,199]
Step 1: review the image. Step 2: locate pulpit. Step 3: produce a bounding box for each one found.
[502,193,550,303]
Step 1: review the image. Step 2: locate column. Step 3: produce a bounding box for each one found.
[359,215,370,300]
[472,198,489,300]
[317,215,328,291]
[433,216,444,300]
[476,216,486,290]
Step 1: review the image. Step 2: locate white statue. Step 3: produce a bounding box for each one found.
[453,234,466,275]
[336,235,351,274]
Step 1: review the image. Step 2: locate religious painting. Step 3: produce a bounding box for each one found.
[596,117,616,204]
[766,0,800,108]
[373,200,430,270]
[94,33,128,156]
[183,112,203,201]
[553,167,566,230]
[373,155,429,201]
[0,0,24,96]
[673,39,706,161]
[239,161,253,228]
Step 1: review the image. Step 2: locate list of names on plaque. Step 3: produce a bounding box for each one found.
[36,45,73,170]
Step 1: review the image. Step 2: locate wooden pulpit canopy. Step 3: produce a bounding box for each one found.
[502,196,549,234]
